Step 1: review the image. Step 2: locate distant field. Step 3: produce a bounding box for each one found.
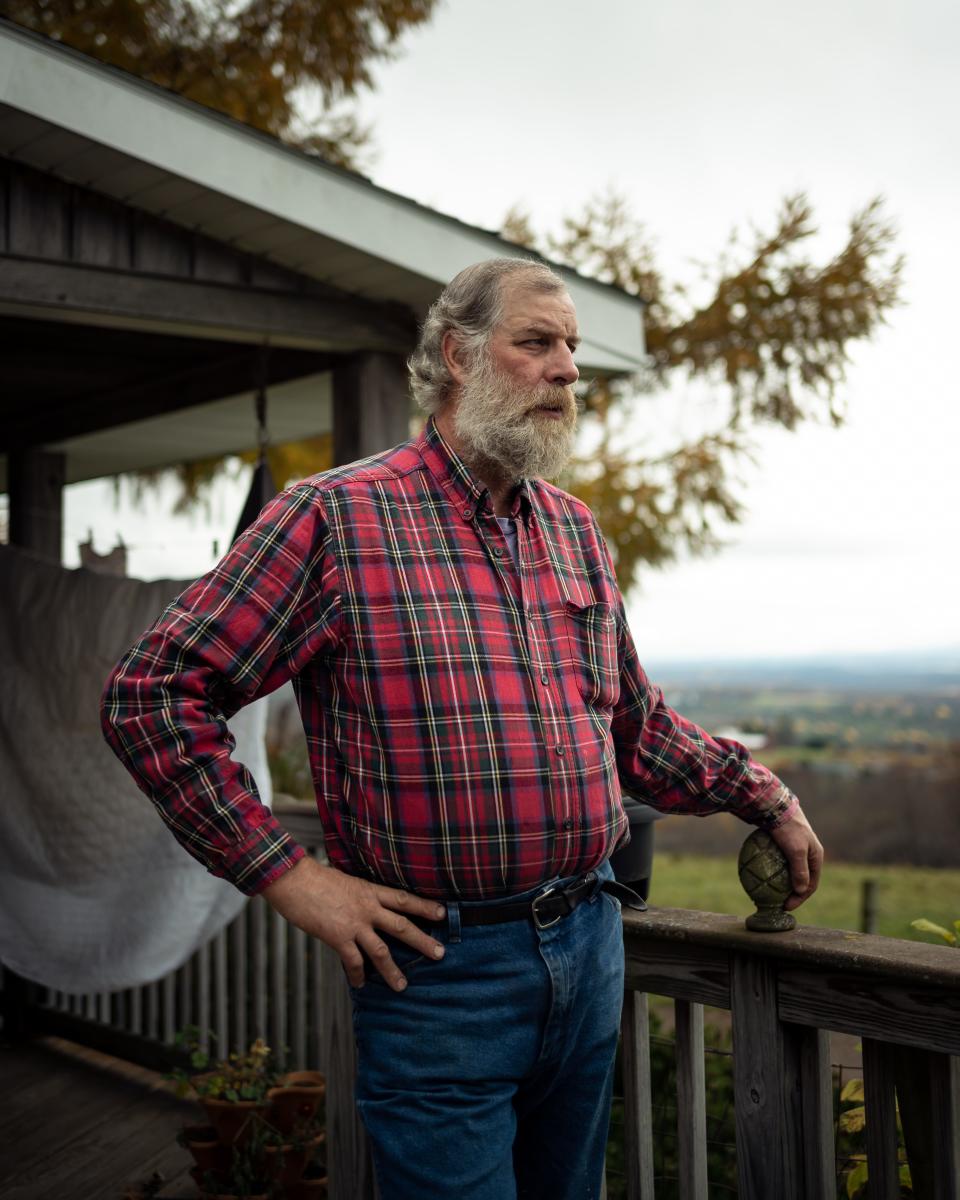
[648,852,960,942]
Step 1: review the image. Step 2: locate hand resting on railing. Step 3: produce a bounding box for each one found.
[766,803,824,911]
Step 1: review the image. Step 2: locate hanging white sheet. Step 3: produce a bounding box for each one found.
[0,545,272,992]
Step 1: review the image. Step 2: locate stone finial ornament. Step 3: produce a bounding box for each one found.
[738,828,797,932]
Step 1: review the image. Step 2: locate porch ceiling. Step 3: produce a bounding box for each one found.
[0,315,334,490]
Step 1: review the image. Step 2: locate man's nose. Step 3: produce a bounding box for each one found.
[547,344,579,386]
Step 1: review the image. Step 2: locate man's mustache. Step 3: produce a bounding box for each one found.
[517,385,578,418]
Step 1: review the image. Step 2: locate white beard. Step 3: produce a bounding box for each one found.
[452,354,578,482]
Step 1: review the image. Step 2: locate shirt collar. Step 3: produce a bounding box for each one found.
[417,417,531,522]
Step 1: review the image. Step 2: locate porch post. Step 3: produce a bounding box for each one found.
[332,352,411,466]
[326,350,408,1200]
[7,448,66,562]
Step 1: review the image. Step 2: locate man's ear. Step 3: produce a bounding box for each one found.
[441,330,470,387]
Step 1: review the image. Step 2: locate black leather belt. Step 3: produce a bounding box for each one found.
[457,872,646,930]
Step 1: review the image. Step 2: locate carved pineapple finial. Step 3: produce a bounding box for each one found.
[738,828,797,932]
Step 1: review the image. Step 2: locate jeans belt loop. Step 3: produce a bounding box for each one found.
[446,900,462,943]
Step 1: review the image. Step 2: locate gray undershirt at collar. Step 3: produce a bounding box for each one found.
[495,516,519,570]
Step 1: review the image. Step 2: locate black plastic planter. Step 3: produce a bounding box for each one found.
[609,796,662,900]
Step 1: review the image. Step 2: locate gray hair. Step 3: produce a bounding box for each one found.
[408,258,567,414]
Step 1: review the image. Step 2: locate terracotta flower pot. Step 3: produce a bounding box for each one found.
[281,1071,325,1089]
[287,1160,328,1199]
[266,1071,326,1135]
[180,1124,229,1175]
[263,1131,326,1187]
[190,1071,271,1147]
[198,1095,268,1148]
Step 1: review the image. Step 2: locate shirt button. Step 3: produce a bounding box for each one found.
[493,547,504,557]
[555,744,565,756]
[562,818,574,831]
[540,672,548,685]
[462,507,473,520]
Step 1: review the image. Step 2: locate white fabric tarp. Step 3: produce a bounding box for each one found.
[0,546,272,992]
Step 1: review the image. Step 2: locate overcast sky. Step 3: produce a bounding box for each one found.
[63,0,959,662]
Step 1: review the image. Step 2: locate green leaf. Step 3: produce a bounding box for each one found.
[910,918,957,944]
[190,1049,209,1069]
[840,1078,864,1102]
[839,1105,866,1133]
[846,1160,869,1198]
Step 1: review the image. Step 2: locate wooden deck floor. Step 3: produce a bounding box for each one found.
[0,1036,202,1200]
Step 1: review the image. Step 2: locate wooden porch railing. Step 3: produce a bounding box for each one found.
[620,906,960,1199]
[4,807,958,1199]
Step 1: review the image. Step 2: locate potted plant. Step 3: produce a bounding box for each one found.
[169,1028,282,1148]
[168,1027,327,1196]
[190,1114,276,1200]
[191,1161,274,1200]
[261,1118,326,1188]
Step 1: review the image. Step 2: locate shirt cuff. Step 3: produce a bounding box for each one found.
[215,813,307,896]
[749,782,799,830]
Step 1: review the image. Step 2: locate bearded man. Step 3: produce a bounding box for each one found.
[102,258,823,1200]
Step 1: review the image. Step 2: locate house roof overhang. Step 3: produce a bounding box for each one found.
[0,19,647,377]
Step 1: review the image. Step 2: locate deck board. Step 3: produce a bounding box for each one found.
[0,1036,199,1200]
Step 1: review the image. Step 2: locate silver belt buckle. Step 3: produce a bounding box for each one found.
[531,883,562,930]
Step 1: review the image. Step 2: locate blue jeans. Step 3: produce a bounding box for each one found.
[350,862,625,1199]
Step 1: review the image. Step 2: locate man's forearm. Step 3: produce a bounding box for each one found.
[101,483,338,894]
[100,643,306,894]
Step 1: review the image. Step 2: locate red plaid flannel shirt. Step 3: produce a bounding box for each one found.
[101,418,797,898]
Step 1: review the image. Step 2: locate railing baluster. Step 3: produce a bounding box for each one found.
[730,955,797,1200]
[930,1052,960,1199]
[621,989,655,1200]
[782,1024,835,1199]
[178,956,193,1040]
[231,905,248,1055]
[674,999,708,1200]
[197,940,211,1053]
[862,1037,900,1200]
[270,906,288,1068]
[214,926,228,1054]
[291,924,307,1068]
[321,944,376,1200]
[252,897,267,1042]
[161,972,175,1044]
[129,984,142,1035]
[310,926,325,1072]
[890,1044,960,1200]
[145,980,159,1041]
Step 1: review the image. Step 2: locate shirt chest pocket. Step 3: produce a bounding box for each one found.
[563,600,620,709]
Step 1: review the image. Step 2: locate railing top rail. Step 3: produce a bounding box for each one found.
[269,810,960,992]
[623,906,960,989]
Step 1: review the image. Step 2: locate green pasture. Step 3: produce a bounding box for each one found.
[648,852,960,943]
